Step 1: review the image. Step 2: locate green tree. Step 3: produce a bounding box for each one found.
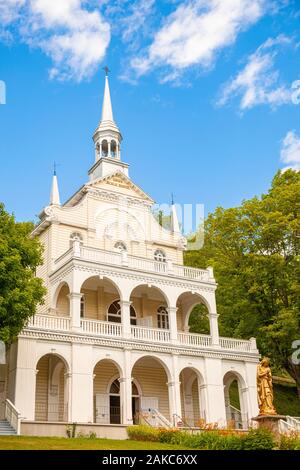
[0,203,46,344]
[184,170,300,399]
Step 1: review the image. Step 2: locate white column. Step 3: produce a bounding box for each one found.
[167,353,181,426]
[120,348,133,425]
[69,293,82,331]
[204,357,226,426]
[168,307,178,344]
[209,312,220,346]
[13,340,37,420]
[108,141,111,158]
[120,300,131,339]
[69,344,93,423]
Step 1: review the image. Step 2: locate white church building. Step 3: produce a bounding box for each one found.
[1,75,259,437]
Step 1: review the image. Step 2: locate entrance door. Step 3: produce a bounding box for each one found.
[95,394,110,424]
[140,397,159,426]
[132,396,140,424]
[110,395,121,424]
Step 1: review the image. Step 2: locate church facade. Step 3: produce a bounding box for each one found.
[3,76,259,434]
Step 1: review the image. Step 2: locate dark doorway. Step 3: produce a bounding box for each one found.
[110,395,120,424]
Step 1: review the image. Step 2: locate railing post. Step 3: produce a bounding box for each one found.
[168,307,178,344]
[167,259,174,274]
[120,300,131,339]
[249,337,257,351]
[72,238,81,257]
[209,312,220,347]
[68,292,82,331]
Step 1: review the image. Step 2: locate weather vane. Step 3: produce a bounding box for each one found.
[103,66,110,76]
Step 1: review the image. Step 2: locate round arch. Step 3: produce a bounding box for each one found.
[176,291,211,332]
[130,354,172,382]
[79,275,123,301]
[223,370,248,430]
[52,281,71,310]
[179,366,206,426]
[35,352,70,372]
[92,357,124,377]
[129,284,171,310]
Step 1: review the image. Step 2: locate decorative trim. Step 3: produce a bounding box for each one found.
[19,328,259,363]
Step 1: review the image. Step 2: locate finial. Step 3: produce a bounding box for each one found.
[103,66,110,76]
[53,161,57,176]
[171,193,175,206]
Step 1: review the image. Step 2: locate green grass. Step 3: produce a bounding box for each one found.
[0,436,192,450]
[229,381,300,416]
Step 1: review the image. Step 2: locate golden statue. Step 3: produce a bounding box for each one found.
[257,357,277,415]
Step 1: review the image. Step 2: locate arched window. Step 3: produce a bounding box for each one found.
[110,379,120,395]
[114,241,127,253]
[107,300,137,325]
[80,295,85,318]
[102,139,108,157]
[157,306,169,329]
[154,249,166,263]
[111,140,117,158]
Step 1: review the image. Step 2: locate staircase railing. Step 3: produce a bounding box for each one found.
[172,413,193,429]
[5,399,21,435]
[279,416,300,434]
[139,408,172,428]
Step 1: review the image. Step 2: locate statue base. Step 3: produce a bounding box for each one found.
[252,414,286,436]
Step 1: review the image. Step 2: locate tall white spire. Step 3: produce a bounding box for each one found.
[101,74,114,122]
[90,68,128,181]
[50,167,61,205]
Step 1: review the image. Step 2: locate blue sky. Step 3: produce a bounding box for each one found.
[0,0,300,223]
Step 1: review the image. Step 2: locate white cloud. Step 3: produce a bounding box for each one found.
[0,0,25,25]
[131,0,266,80]
[280,130,300,171]
[0,0,111,81]
[121,0,155,43]
[218,35,295,109]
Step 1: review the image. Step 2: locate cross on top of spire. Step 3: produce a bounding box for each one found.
[103,66,110,76]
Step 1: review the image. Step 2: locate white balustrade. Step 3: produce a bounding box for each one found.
[53,245,211,282]
[131,325,171,343]
[28,314,71,331]
[81,319,122,337]
[178,332,212,347]
[5,399,21,434]
[220,337,252,352]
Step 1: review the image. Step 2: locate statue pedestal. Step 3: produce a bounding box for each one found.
[252,415,285,436]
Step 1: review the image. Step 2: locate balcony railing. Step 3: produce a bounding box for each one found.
[178,332,212,348]
[25,315,257,354]
[54,245,211,283]
[131,325,171,343]
[81,318,122,337]
[28,314,70,331]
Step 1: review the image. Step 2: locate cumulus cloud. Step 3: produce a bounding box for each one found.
[0,0,110,81]
[280,130,300,171]
[131,0,266,81]
[218,35,296,109]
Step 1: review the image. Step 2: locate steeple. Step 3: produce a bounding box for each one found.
[89,69,128,181]
[50,166,60,205]
[101,72,114,122]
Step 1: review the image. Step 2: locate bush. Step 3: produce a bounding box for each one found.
[127,425,277,450]
[127,425,160,442]
[279,433,300,450]
[243,428,275,450]
[158,429,182,445]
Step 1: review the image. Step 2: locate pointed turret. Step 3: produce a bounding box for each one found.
[89,68,128,181]
[170,195,180,233]
[101,74,114,123]
[50,168,61,205]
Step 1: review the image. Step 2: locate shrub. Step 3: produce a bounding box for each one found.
[279,433,300,450]
[158,429,182,445]
[243,428,275,450]
[127,425,160,442]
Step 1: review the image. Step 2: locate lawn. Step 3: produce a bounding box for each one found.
[0,436,191,450]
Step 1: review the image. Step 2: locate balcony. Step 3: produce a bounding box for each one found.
[26,314,257,354]
[53,245,213,283]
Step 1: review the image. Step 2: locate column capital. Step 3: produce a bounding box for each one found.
[119,300,132,308]
[166,381,181,388]
[209,312,219,318]
[168,306,178,314]
[68,292,82,300]
[118,376,133,384]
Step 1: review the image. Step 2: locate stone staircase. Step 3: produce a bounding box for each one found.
[0,420,17,435]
